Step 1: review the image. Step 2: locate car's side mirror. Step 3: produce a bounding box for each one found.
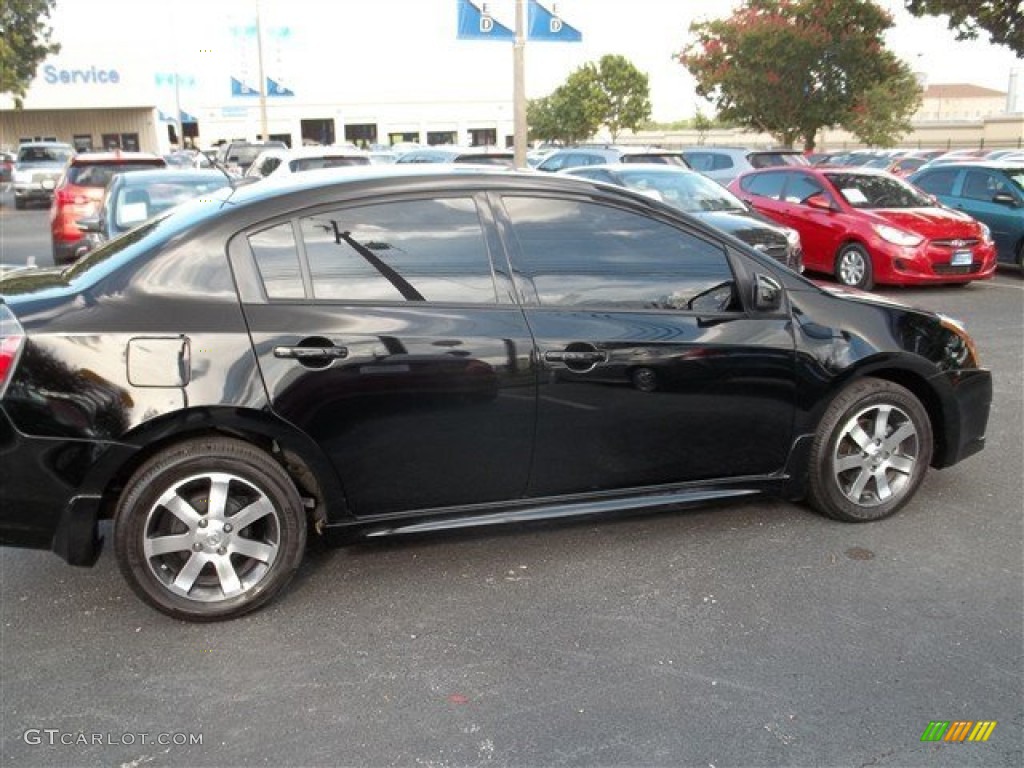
[992,192,1019,207]
[805,194,834,211]
[752,273,783,312]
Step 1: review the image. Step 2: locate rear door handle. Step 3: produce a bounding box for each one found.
[273,346,348,360]
[544,350,607,364]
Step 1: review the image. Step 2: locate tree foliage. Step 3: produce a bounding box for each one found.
[904,0,1023,57]
[679,0,922,150]
[528,54,652,144]
[1,0,61,108]
[590,54,652,141]
[527,69,604,145]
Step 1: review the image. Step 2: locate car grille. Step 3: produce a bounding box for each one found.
[933,263,982,275]
[931,238,980,249]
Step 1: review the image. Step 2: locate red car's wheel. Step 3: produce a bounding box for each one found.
[835,243,874,290]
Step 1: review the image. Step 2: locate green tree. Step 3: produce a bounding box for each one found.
[591,54,652,141]
[527,67,604,145]
[841,67,923,147]
[904,1,1022,57]
[527,55,651,144]
[679,0,921,150]
[1,0,61,108]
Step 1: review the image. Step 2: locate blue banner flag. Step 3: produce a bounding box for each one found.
[528,0,581,42]
[456,0,515,41]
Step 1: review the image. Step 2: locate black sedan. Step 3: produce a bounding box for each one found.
[0,167,991,621]
[562,163,803,272]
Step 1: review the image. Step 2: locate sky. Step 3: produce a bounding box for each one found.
[41,0,1024,121]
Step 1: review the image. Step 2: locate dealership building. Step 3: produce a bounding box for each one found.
[0,0,588,154]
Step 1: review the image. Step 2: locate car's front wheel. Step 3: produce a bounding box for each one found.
[807,378,933,522]
[835,242,874,290]
[114,437,307,621]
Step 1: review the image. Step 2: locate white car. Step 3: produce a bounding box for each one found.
[244,145,371,181]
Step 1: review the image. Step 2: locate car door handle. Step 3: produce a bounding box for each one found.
[273,346,349,360]
[544,349,607,364]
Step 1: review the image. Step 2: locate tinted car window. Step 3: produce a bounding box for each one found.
[301,197,497,304]
[962,170,1012,201]
[912,168,958,196]
[250,223,305,299]
[257,157,282,176]
[502,196,738,312]
[742,172,786,200]
[784,173,828,204]
[67,162,165,187]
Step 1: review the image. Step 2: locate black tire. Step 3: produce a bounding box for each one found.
[807,378,933,522]
[14,196,26,210]
[835,242,874,290]
[114,437,307,621]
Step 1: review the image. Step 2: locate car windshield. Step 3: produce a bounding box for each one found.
[17,146,72,164]
[67,162,165,188]
[825,172,932,208]
[1003,169,1024,192]
[617,170,747,213]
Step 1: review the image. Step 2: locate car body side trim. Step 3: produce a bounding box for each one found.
[329,477,782,539]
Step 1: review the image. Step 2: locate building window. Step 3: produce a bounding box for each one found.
[427,131,457,146]
[72,134,94,152]
[469,128,497,147]
[389,132,420,145]
[344,123,378,148]
[301,118,334,146]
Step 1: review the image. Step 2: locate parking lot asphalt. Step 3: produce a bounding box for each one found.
[0,193,1021,767]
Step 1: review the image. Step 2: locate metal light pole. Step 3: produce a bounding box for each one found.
[255,0,269,141]
[513,0,527,168]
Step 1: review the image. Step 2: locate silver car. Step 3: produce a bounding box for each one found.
[12,142,74,209]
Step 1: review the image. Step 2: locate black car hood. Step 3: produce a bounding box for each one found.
[691,208,787,247]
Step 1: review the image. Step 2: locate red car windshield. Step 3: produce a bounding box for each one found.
[824,173,932,209]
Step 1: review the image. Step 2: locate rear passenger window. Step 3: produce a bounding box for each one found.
[301,197,497,304]
[742,173,786,200]
[913,169,957,196]
[502,196,739,313]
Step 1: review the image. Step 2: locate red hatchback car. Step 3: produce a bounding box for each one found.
[49,151,166,265]
[728,167,997,289]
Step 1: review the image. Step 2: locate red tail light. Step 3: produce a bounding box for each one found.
[54,188,90,207]
[0,305,25,394]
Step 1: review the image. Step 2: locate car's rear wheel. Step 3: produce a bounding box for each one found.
[835,243,874,290]
[807,378,932,522]
[14,196,26,210]
[114,437,307,621]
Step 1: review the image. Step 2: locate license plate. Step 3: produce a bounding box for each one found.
[951,250,973,266]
